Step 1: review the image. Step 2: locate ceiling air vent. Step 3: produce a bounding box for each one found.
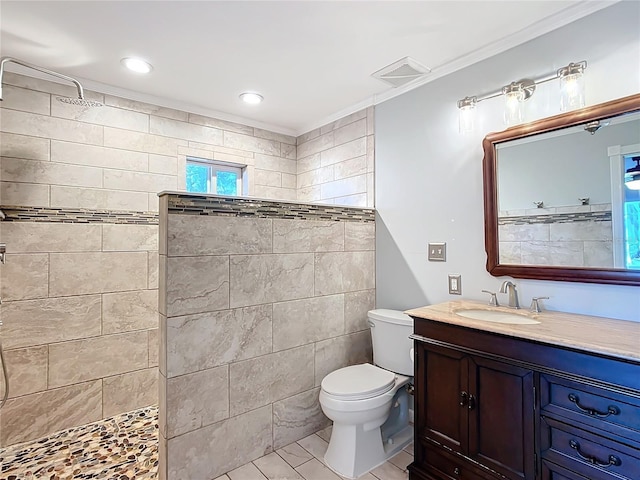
[372,57,431,88]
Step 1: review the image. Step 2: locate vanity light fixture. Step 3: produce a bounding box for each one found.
[456,60,587,133]
[121,57,153,74]
[239,92,263,105]
[625,156,640,190]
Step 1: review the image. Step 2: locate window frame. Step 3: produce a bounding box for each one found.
[185,158,244,196]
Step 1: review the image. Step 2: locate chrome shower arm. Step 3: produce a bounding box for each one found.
[0,56,85,101]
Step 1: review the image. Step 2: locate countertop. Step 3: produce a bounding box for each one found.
[405,300,640,363]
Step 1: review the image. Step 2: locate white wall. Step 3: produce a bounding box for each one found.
[375,2,640,321]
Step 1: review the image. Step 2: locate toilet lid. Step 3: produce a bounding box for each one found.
[321,363,396,400]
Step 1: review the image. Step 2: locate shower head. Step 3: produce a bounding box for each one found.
[0,56,102,107]
[57,96,103,107]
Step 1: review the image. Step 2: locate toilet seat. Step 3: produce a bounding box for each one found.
[321,363,396,400]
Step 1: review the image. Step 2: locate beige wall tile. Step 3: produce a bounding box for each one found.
[164,365,229,438]
[51,101,149,132]
[255,169,282,187]
[0,222,101,253]
[167,405,272,480]
[320,174,367,200]
[150,116,223,145]
[103,368,158,417]
[0,380,102,447]
[166,255,229,316]
[344,222,375,251]
[1,157,103,187]
[4,345,48,398]
[333,118,366,146]
[105,95,188,121]
[315,251,375,295]
[344,289,376,333]
[0,132,50,161]
[188,114,254,136]
[367,172,374,207]
[167,215,272,257]
[49,252,148,296]
[366,135,375,172]
[51,185,150,211]
[272,219,344,253]
[229,345,314,416]
[149,154,178,175]
[333,192,367,207]
[272,388,328,450]
[320,109,367,135]
[320,137,367,167]
[104,127,185,157]
[296,153,320,174]
[229,253,314,308]
[297,166,334,189]
[282,173,296,189]
[366,107,375,135]
[149,329,159,367]
[272,295,345,351]
[297,128,320,145]
[165,304,272,377]
[2,295,101,349]
[1,109,103,145]
[0,85,51,115]
[102,224,158,251]
[149,251,159,289]
[0,253,48,301]
[281,143,297,161]
[103,289,158,334]
[314,331,372,386]
[296,185,321,203]
[48,331,148,388]
[333,155,367,180]
[224,131,280,156]
[0,181,49,207]
[253,128,296,146]
[103,169,176,193]
[297,132,334,159]
[252,185,296,202]
[51,140,149,171]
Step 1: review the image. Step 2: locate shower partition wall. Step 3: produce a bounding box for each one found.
[158,193,376,480]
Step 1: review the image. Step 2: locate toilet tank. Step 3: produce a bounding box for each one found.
[368,309,414,376]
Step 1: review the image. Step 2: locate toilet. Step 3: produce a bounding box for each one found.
[319,309,414,479]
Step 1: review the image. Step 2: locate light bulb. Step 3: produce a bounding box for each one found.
[457,97,476,134]
[503,84,524,126]
[121,57,153,74]
[239,92,264,105]
[559,62,586,112]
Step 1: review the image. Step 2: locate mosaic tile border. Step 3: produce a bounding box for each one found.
[499,210,611,226]
[164,193,376,223]
[0,405,158,479]
[0,206,159,225]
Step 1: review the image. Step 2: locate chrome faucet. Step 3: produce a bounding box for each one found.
[499,281,520,309]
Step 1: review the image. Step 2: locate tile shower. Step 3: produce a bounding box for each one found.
[0,71,376,477]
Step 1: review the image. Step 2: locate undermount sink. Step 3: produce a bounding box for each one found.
[454,309,541,325]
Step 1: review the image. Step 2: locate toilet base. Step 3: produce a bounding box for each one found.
[324,422,413,479]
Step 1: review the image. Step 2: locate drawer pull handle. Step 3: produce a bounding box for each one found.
[460,391,468,406]
[569,439,622,468]
[568,393,620,417]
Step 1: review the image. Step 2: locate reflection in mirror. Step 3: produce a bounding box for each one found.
[482,93,640,286]
[496,112,640,270]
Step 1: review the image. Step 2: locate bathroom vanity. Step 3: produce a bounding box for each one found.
[405,301,640,480]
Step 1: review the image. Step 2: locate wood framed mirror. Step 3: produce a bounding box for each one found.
[483,93,640,285]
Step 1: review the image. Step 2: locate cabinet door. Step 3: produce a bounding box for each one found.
[416,342,468,455]
[468,355,535,480]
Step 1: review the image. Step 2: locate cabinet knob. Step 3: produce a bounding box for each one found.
[460,391,468,406]
[453,467,461,475]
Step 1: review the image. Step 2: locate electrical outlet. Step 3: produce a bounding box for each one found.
[448,274,462,295]
[428,242,446,261]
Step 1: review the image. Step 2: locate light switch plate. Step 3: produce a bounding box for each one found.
[428,242,446,261]
[448,274,462,295]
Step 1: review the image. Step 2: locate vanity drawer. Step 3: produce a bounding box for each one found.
[541,460,592,480]
[419,443,498,480]
[540,374,640,446]
[540,417,640,480]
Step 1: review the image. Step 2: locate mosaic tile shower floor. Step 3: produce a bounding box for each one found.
[0,406,158,480]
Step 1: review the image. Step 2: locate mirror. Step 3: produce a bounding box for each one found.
[483,93,640,285]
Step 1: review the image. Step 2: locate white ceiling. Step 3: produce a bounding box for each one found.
[0,1,614,136]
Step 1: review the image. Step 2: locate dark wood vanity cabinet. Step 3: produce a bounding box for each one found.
[409,317,640,480]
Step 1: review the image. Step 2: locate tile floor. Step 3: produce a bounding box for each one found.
[218,425,413,480]
[0,406,412,480]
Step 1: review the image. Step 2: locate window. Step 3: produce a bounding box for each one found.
[186,159,244,196]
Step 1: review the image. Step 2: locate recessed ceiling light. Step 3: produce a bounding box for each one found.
[239,92,263,104]
[121,57,153,74]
